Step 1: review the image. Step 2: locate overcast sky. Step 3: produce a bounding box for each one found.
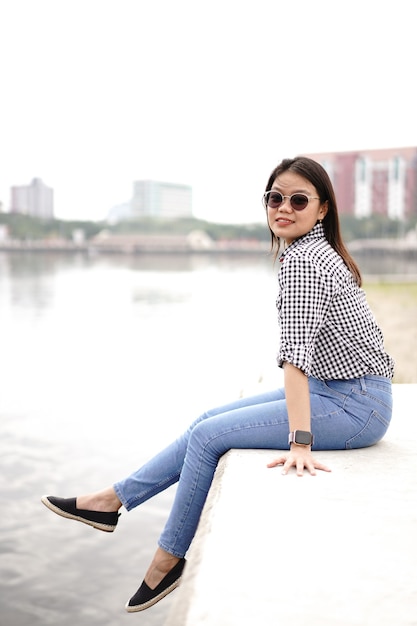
[1,0,415,224]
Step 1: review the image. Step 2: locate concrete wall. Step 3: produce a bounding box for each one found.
[165,384,417,626]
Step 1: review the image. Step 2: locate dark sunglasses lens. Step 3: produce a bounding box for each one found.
[267,192,283,208]
[291,194,309,210]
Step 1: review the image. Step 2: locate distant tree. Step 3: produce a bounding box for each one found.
[0,212,414,243]
[339,215,409,241]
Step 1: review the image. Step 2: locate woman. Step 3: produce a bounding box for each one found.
[42,156,394,612]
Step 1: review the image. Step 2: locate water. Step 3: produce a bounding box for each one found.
[2,249,415,625]
[351,248,417,279]
[0,251,280,626]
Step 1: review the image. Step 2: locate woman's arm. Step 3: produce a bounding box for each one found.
[284,362,311,433]
[267,362,331,476]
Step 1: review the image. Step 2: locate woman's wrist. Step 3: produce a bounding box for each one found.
[288,430,314,446]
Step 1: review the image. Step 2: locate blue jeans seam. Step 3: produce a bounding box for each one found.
[346,409,390,449]
[352,389,392,411]
[118,471,181,511]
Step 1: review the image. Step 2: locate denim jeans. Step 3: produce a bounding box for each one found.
[113,374,392,558]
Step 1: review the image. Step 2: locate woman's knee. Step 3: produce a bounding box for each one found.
[186,419,225,464]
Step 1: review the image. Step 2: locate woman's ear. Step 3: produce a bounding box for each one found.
[319,200,329,221]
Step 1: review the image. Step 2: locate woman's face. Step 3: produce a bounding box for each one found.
[267,170,328,245]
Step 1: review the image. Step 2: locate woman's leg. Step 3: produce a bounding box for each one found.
[68,389,285,514]
[157,375,393,560]
[158,393,290,558]
[127,374,393,610]
[126,389,289,608]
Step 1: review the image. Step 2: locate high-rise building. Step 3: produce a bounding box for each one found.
[130,180,192,219]
[11,178,54,219]
[305,147,417,219]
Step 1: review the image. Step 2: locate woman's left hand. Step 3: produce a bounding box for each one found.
[267,445,331,477]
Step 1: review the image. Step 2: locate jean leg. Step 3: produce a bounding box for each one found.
[158,394,289,558]
[113,436,187,511]
[114,387,285,510]
[158,376,393,557]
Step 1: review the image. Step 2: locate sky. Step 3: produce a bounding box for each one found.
[1,0,416,224]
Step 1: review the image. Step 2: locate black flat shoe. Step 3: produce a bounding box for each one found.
[125,558,186,612]
[41,495,120,532]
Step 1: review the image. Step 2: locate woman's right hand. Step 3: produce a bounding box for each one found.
[267,446,331,477]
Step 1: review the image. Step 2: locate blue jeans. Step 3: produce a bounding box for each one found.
[114,374,392,558]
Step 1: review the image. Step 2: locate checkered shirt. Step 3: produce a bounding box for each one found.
[276,223,394,380]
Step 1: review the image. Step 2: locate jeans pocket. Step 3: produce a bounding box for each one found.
[346,409,391,449]
[312,378,352,403]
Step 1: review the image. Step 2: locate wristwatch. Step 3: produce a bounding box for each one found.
[288,430,314,446]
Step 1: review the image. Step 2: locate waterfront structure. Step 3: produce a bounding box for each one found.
[130,180,192,219]
[11,178,54,219]
[107,202,132,224]
[305,147,417,219]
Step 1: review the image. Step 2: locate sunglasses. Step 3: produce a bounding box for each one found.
[263,190,320,211]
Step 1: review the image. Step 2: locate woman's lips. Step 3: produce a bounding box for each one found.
[276,218,293,225]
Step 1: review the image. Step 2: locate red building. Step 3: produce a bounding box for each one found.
[305,147,417,220]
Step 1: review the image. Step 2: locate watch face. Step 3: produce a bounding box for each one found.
[295,430,312,445]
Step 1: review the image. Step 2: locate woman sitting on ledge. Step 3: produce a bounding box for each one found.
[42,156,394,613]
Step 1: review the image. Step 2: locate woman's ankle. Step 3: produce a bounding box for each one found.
[144,549,180,589]
[76,488,122,512]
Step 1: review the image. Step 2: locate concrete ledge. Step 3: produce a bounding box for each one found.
[165,384,417,626]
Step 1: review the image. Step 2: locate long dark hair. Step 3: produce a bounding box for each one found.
[265,156,362,286]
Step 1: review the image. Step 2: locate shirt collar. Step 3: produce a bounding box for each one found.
[279,222,325,263]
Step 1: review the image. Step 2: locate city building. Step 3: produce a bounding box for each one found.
[305,147,417,219]
[11,178,54,219]
[130,180,192,219]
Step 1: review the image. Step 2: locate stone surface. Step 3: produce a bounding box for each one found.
[165,384,417,626]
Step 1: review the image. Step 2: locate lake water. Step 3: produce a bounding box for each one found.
[0,251,281,626]
[1,249,416,626]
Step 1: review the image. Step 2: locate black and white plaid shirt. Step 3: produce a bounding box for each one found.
[276,223,394,380]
